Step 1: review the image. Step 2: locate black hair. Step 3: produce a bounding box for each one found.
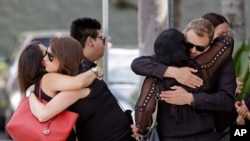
[202,12,228,28]
[18,41,46,94]
[154,28,193,67]
[154,28,199,121]
[70,17,101,48]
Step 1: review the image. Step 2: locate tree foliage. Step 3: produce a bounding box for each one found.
[233,41,250,100]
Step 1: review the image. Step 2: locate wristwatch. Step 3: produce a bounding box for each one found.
[91,67,99,78]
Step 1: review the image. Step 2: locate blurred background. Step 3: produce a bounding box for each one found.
[0,0,249,58]
[0,0,250,139]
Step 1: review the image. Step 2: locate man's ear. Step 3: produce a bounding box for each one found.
[86,36,94,47]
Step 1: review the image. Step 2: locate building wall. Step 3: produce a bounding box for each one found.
[0,0,249,58]
[0,0,137,57]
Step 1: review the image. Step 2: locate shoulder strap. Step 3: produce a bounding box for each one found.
[38,84,42,101]
[149,83,160,131]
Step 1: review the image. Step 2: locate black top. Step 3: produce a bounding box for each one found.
[68,57,134,141]
[133,36,236,140]
[36,57,134,141]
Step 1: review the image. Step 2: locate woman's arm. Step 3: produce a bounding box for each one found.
[28,88,90,122]
[43,66,103,92]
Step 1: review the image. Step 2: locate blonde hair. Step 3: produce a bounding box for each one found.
[183,18,214,43]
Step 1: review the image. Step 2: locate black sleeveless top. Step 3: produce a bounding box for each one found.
[67,58,135,141]
[35,58,135,141]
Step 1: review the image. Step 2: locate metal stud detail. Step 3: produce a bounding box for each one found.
[201,41,229,69]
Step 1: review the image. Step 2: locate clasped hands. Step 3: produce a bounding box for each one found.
[161,67,201,105]
[235,100,250,125]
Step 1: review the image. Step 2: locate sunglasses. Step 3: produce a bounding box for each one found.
[186,41,209,52]
[44,50,54,62]
[96,36,106,44]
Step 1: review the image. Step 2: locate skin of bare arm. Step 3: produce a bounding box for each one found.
[27,67,103,122]
[43,67,103,93]
[28,88,90,122]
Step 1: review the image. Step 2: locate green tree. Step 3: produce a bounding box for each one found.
[233,42,250,100]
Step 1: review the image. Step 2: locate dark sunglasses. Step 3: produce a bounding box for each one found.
[96,36,106,44]
[186,41,209,52]
[44,50,54,62]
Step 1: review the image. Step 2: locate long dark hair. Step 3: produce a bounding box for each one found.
[154,28,193,67]
[154,28,198,89]
[18,41,46,94]
[50,37,83,76]
[154,29,199,122]
[202,12,228,28]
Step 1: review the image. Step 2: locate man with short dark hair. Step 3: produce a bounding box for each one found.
[69,17,135,141]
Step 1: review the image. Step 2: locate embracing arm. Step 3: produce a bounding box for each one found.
[192,58,236,111]
[28,88,90,122]
[131,56,167,79]
[131,56,202,88]
[44,66,103,92]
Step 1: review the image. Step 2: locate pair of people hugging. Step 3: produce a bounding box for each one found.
[135,28,234,137]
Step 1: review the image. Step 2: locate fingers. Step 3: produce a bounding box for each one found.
[235,100,249,117]
[186,67,198,73]
[173,67,203,88]
[236,115,245,125]
[130,124,141,140]
[182,68,203,88]
[236,77,243,94]
[188,75,203,88]
[235,101,241,108]
[160,88,178,104]
[236,77,243,85]
[242,100,246,105]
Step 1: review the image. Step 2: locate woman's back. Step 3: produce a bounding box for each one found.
[69,79,134,141]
